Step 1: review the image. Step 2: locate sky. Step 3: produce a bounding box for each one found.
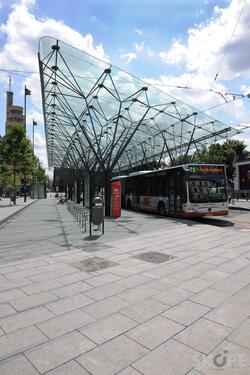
[0,0,250,171]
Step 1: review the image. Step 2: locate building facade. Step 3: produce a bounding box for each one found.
[5,90,25,134]
[234,160,250,197]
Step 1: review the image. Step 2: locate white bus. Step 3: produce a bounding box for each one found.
[119,164,229,218]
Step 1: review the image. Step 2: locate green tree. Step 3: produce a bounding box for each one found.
[0,163,12,193]
[194,139,249,189]
[33,157,47,183]
[0,125,31,203]
[19,146,34,202]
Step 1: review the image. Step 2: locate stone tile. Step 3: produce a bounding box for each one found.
[79,313,137,344]
[162,300,211,326]
[133,339,204,375]
[115,274,153,289]
[170,268,202,281]
[121,298,168,323]
[52,281,92,298]
[202,256,228,266]
[16,260,48,270]
[45,360,89,374]
[85,273,121,287]
[145,276,181,290]
[29,270,70,283]
[25,331,95,373]
[21,280,63,295]
[0,278,31,292]
[56,271,90,285]
[83,295,130,319]
[200,270,229,282]
[195,340,250,374]
[37,309,95,338]
[228,319,250,349]
[46,293,94,315]
[126,315,184,349]
[0,306,54,333]
[77,335,148,375]
[175,318,231,354]
[118,285,159,304]
[190,288,232,308]
[0,303,16,318]
[0,288,27,303]
[4,268,41,280]
[0,265,18,275]
[10,291,58,311]
[117,367,142,375]
[0,354,39,375]
[217,260,246,274]
[226,287,250,308]
[212,279,246,294]
[231,267,250,283]
[153,286,194,306]
[0,326,47,360]
[179,278,214,293]
[206,303,250,328]
[84,283,125,301]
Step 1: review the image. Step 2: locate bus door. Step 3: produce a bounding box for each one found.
[168,176,175,215]
[175,175,183,216]
[134,177,140,208]
[169,174,183,216]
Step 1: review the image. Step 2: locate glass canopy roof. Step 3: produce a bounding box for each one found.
[39,36,240,173]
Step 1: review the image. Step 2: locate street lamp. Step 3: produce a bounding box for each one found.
[23,86,31,202]
[32,119,37,199]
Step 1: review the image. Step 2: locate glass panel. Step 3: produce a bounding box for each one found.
[188,179,227,203]
[39,36,240,171]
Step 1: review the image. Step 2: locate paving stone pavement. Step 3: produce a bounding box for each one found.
[0,199,249,374]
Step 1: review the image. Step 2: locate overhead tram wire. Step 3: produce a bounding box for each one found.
[210,0,247,90]
[0,68,40,81]
[1,67,247,106]
[2,62,248,121]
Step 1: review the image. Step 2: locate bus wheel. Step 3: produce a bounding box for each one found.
[127,199,132,210]
[158,202,165,216]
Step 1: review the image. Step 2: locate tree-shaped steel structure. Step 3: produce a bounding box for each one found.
[38,36,239,214]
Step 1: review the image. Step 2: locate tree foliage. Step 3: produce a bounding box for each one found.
[170,139,249,186]
[0,124,47,196]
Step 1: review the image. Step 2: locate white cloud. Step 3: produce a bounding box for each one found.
[146,47,155,58]
[134,42,144,53]
[134,28,144,36]
[120,41,155,64]
[34,132,47,168]
[0,0,108,170]
[159,40,187,65]
[159,0,250,80]
[240,84,250,96]
[120,52,137,63]
[89,15,98,23]
[155,0,250,149]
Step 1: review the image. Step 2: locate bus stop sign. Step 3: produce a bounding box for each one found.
[112,180,121,217]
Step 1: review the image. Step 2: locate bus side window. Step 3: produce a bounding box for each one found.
[142,176,152,196]
[152,175,157,196]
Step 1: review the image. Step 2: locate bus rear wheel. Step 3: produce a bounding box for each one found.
[158,202,165,216]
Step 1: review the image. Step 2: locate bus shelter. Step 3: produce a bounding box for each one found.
[38,36,239,215]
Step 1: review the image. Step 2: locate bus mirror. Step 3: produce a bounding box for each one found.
[186,172,190,180]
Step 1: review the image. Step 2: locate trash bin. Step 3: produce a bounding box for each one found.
[91,196,104,226]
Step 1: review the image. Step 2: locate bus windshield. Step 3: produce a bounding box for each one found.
[188,166,227,203]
